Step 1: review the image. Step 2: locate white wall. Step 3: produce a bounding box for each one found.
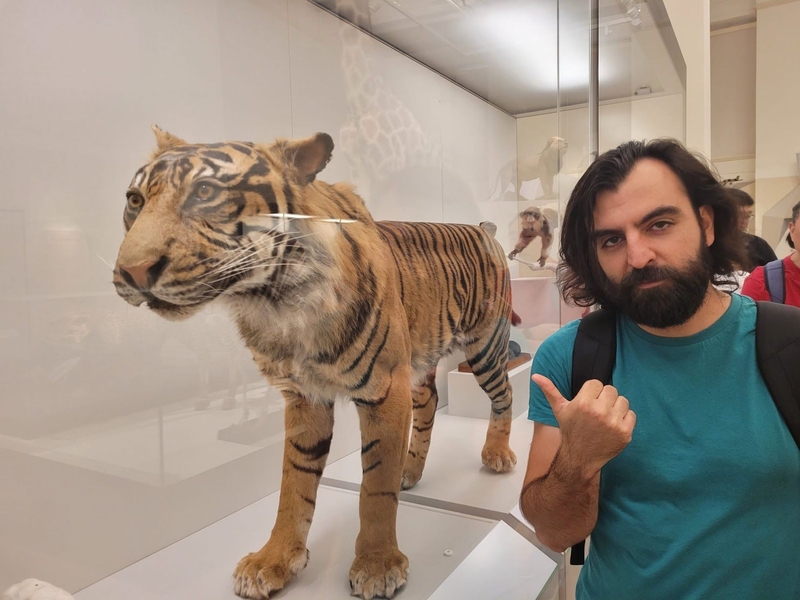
[518,94,685,176]
[755,0,800,242]
[711,25,757,160]
[0,0,517,591]
[756,0,800,180]
[663,0,711,155]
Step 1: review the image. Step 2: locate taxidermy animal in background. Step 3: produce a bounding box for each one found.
[1,580,74,600]
[113,127,519,600]
[507,207,553,267]
[489,136,568,201]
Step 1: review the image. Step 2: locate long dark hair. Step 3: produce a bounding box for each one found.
[558,139,744,307]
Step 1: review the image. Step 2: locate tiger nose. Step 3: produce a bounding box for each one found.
[118,258,165,288]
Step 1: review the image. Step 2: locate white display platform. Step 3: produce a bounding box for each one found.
[447,358,532,420]
[509,502,535,533]
[323,412,534,514]
[76,486,503,600]
[75,411,561,600]
[429,521,558,600]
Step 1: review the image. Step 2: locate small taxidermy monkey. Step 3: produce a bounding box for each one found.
[507,207,552,267]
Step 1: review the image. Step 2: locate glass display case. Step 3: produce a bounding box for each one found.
[0,1,685,598]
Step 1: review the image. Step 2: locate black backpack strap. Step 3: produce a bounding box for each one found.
[756,302,800,449]
[571,308,618,397]
[569,308,617,565]
[763,259,785,304]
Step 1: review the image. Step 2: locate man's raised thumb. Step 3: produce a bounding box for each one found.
[532,374,568,414]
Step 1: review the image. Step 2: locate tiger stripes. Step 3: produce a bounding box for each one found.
[113,127,518,600]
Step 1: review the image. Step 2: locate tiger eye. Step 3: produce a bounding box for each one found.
[127,194,144,209]
[197,183,214,200]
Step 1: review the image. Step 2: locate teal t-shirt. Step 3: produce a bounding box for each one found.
[528,294,800,600]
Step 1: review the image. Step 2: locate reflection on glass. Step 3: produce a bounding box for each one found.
[0,0,685,595]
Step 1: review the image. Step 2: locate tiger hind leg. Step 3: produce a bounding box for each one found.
[464,325,517,473]
[233,392,333,600]
[400,368,439,490]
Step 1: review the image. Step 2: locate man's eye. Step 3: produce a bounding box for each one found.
[601,236,622,248]
[650,220,671,231]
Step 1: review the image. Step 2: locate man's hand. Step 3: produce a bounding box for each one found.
[532,374,636,478]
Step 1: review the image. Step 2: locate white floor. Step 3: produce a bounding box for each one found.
[75,410,563,600]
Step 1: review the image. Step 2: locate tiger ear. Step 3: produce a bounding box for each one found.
[151,125,187,154]
[284,133,334,184]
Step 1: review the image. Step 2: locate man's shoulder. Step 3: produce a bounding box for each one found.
[530,318,582,385]
[538,318,581,354]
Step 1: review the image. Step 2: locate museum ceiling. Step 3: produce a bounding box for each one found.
[311,0,692,116]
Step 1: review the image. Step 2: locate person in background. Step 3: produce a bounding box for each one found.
[741,199,800,306]
[728,188,777,272]
[520,139,800,600]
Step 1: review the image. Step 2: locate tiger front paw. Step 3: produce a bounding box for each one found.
[232,541,309,599]
[349,548,409,600]
[481,443,517,473]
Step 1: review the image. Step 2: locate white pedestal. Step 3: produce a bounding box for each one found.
[446,359,532,420]
[428,521,558,600]
[75,412,559,600]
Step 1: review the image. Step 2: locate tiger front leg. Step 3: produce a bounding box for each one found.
[233,393,334,600]
[482,398,516,473]
[350,366,412,599]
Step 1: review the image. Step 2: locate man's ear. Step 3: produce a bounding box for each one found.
[151,125,187,155]
[699,205,715,246]
[284,133,334,184]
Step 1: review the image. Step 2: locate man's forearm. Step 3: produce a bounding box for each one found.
[519,446,600,553]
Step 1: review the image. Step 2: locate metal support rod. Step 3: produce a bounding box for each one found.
[589,0,599,161]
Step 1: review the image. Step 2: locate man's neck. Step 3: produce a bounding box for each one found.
[637,285,732,338]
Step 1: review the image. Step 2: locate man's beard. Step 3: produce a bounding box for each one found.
[603,243,714,329]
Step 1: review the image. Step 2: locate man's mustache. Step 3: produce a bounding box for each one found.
[621,265,679,287]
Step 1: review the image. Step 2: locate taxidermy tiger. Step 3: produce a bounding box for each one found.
[113,127,519,600]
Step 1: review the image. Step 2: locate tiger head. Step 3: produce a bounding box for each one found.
[113,127,345,321]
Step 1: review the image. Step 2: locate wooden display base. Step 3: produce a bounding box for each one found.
[457,352,531,374]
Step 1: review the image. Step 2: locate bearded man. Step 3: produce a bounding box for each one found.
[519,139,800,600]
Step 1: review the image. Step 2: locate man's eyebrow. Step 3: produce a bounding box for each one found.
[592,205,682,241]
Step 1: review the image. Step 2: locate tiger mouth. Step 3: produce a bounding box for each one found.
[144,295,204,312]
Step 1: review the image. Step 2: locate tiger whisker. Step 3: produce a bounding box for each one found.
[202,234,280,276]
[204,250,277,278]
[95,253,115,269]
[204,233,318,277]
[204,260,313,285]
[204,259,312,284]
[204,242,263,272]
[202,228,321,276]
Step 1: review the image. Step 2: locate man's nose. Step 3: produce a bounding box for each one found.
[626,234,656,270]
